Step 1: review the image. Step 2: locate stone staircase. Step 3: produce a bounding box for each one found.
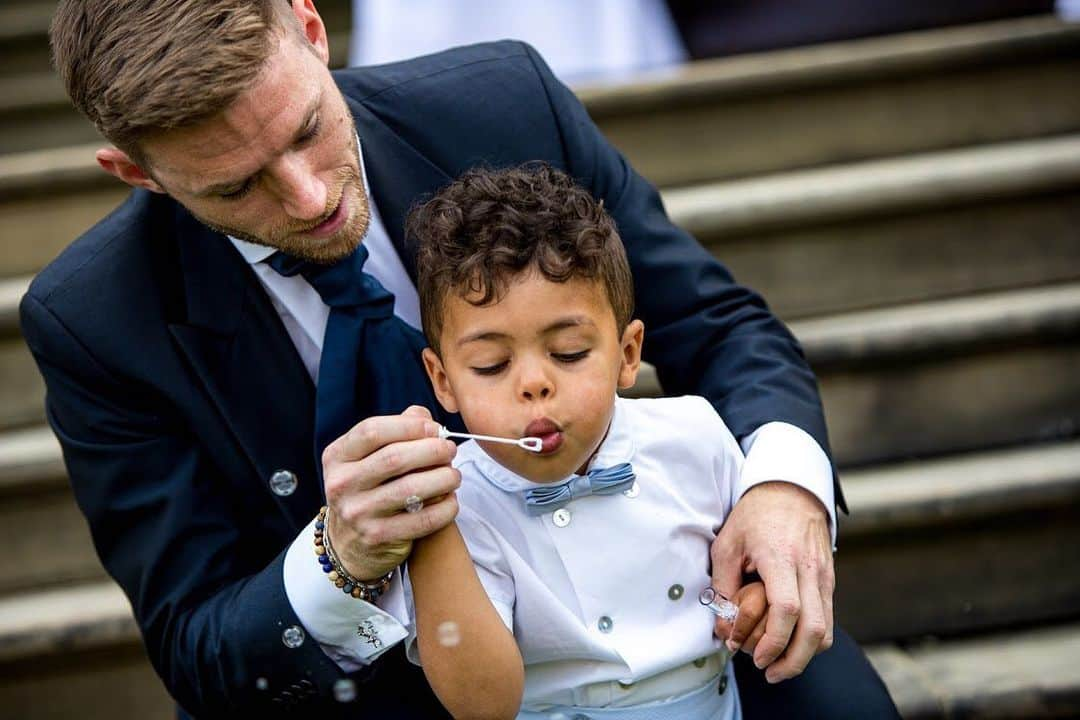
[2,9,1079,718]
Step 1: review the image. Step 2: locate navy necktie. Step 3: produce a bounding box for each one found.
[268,245,460,462]
[522,462,636,516]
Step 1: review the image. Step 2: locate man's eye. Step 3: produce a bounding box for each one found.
[552,350,589,363]
[471,361,509,376]
[219,181,253,201]
[298,116,321,145]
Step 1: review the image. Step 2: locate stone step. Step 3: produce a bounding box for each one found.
[4,266,1079,456]
[865,622,1080,719]
[836,440,1080,643]
[0,0,354,154]
[3,396,1077,644]
[666,134,1080,319]
[0,276,43,433]
[1,576,1077,719]
[0,582,173,719]
[4,14,1079,175]
[583,15,1080,187]
[626,282,1080,467]
[5,133,1079,317]
[0,427,102,595]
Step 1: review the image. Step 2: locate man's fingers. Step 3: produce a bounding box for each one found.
[710,524,746,638]
[741,616,768,655]
[752,558,800,670]
[371,491,460,543]
[764,562,827,683]
[327,413,441,465]
[326,435,456,499]
[402,404,433,420]
[368,466,462,518]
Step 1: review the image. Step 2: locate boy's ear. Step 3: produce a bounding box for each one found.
[96,147,165,193]
[422,348,460,414]
[617,319,645,390]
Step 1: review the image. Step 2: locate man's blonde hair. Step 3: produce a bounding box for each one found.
[50,0,296,167]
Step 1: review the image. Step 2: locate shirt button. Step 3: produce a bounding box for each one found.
[668,584,685,601]
[552,508,572,527]
[597,615,614,633]
[719,673,729,694]
[269,469,298,496]
[622,481,639,498]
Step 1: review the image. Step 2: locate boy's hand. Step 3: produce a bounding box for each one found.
[321,405,461,582]
[721,581,768,655]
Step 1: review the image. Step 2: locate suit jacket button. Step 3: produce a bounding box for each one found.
[270,469,298,496]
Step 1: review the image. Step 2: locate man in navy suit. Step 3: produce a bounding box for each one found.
[26,1,896,717]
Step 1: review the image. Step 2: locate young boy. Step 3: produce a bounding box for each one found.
[396,163,768,719]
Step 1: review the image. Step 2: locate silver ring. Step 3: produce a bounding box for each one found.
[404,494,424,513]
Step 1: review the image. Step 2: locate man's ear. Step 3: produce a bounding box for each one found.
[95,147,165,193]
[422,348,460,414]
[289,0,330,65]
[617,319,645,390]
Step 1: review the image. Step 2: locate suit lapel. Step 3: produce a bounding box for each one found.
[168,207,321,525]
[350,98,453,285]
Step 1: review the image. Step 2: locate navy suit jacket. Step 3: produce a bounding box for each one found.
[21,42,836,717]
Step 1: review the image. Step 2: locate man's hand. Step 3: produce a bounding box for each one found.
[711,481,834,683]
[321,405,461,581]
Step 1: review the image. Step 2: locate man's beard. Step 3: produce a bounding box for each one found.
[197,158,372,264]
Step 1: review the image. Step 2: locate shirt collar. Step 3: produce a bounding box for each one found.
[228,132,372,265]
[458,397,637,494]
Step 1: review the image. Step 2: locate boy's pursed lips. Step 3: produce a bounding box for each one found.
[524,417,563,454]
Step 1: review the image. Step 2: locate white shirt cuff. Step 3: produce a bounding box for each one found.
[283,517,409,672]
[737,422,838,548]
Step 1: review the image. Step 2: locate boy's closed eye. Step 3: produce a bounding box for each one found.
[471,360,510,376]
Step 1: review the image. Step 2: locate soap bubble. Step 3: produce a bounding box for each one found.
[437,621,461,647]
[333,678,357,703]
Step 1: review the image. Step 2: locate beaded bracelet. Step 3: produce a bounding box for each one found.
[315,506,393,602]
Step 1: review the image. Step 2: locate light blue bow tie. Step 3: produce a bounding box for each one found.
[522,462,636,516]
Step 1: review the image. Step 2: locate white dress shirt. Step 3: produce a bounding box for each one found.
[228,140,836,673]
[388,396,742,715]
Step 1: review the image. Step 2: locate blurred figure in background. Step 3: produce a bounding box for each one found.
[353,0,1063,85]
[349,0,688,85]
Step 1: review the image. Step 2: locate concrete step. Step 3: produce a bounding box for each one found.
[5,134,1079,317]
[0,276,44,433]
[4,266,1079,457]
[866,622,1080,719]
[0,427,102,596]
[0,0,353,154]
[4,15,1079,171]
[666,134,1080,319]
[626,282,1080,467]
[0,582,173,719]
[837,440,1080,643]
[583,15,1080,187]
[3,399,1077,645]
[1,576,1077,719]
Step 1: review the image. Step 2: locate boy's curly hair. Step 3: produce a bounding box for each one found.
[409,163,634,354]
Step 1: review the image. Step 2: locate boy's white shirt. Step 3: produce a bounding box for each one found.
[386,395,744,707]
[230,137,838,672]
